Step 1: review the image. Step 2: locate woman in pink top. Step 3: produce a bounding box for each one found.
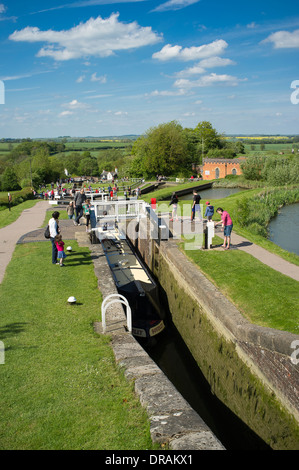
[215,208,233,250]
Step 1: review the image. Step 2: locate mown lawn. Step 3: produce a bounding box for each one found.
[0,241,155,450]
[182,237,299,335]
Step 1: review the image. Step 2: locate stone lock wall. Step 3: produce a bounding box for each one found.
[126,217,299,450]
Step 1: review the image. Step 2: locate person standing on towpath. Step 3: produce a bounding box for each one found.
[74,188,86,226]
[215,207,233,250]
[191,190,201,222]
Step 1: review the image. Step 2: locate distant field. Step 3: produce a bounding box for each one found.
[0,138,298,157]
[231,136,291,140]
[0,143,19,152]
[244,143,296,152]
[0,140,132,153]
[64,141,132,151]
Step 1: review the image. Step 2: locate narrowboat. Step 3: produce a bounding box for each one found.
[97,225,165,339]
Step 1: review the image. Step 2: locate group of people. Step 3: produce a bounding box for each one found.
[48,211,67,267]
[169,189,233,250]
[48,189,93,266]
[67,189,92,232]
[49,187,234,266]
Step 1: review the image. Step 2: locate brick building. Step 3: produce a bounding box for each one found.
[200,158,244,181]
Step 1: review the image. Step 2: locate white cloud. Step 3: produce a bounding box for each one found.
[247,22,257,29]
[85,93,113,99]
[152,0,199,12]
[76,75,85,83]
[9,13,163,61]
[59,110,74,117]
[32,0,148,15]
[0,4,18,22]
[175,56,235,78]
[59,100,92,117]
[65,99,89,109]
[106,110,128,115]
[0,70,52,81]
[146,88,189,97]
[198,56,235,68]
[175,64,206,77]
[262,29,299,48]
[174,73,242,88]
[91,73,107,83]
[152,40,228,61]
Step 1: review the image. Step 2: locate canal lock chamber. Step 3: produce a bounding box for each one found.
[123,216,299,451]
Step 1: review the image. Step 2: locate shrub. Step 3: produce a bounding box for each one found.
[240,155,265,180]
[247,222,268,237]
[233,197,250,227]
[0,187,34,209]
[234,188,299,237]
[1,167,21,191]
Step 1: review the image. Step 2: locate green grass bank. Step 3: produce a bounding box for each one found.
[0,241,156,450]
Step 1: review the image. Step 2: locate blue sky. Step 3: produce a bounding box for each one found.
[0,0,299,138]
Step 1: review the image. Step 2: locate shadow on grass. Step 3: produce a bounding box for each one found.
[0,322,28,340]
[63,251,93,266]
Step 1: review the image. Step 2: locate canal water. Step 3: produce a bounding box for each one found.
[139,316,271,450]
[268,203,299,256]
[178,187,244,201]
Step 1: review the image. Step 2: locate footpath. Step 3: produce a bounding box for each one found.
[0,201,49,284]
[0,200,87,284]
[215,229,299,282]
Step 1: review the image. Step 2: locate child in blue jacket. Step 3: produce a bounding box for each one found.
[204,201,214,221]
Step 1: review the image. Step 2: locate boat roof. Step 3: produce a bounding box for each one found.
[102,236,153,290]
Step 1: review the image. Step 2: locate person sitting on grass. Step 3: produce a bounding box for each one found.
[215,207,233,250]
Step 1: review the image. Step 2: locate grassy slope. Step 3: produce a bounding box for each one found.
[0,241,155,450]
[183,238,299,334]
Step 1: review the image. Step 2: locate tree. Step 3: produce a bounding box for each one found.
[78,156,99,176]
[131,121,190,177]
[193,121,224,162]
[1,167,21,191]
[62,152,82,175]
[97,148,125,174]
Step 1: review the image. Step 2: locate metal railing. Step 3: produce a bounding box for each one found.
[101,294,132,334]
[92,199,147,224]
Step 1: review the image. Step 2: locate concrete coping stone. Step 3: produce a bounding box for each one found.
[170,431,225,451]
